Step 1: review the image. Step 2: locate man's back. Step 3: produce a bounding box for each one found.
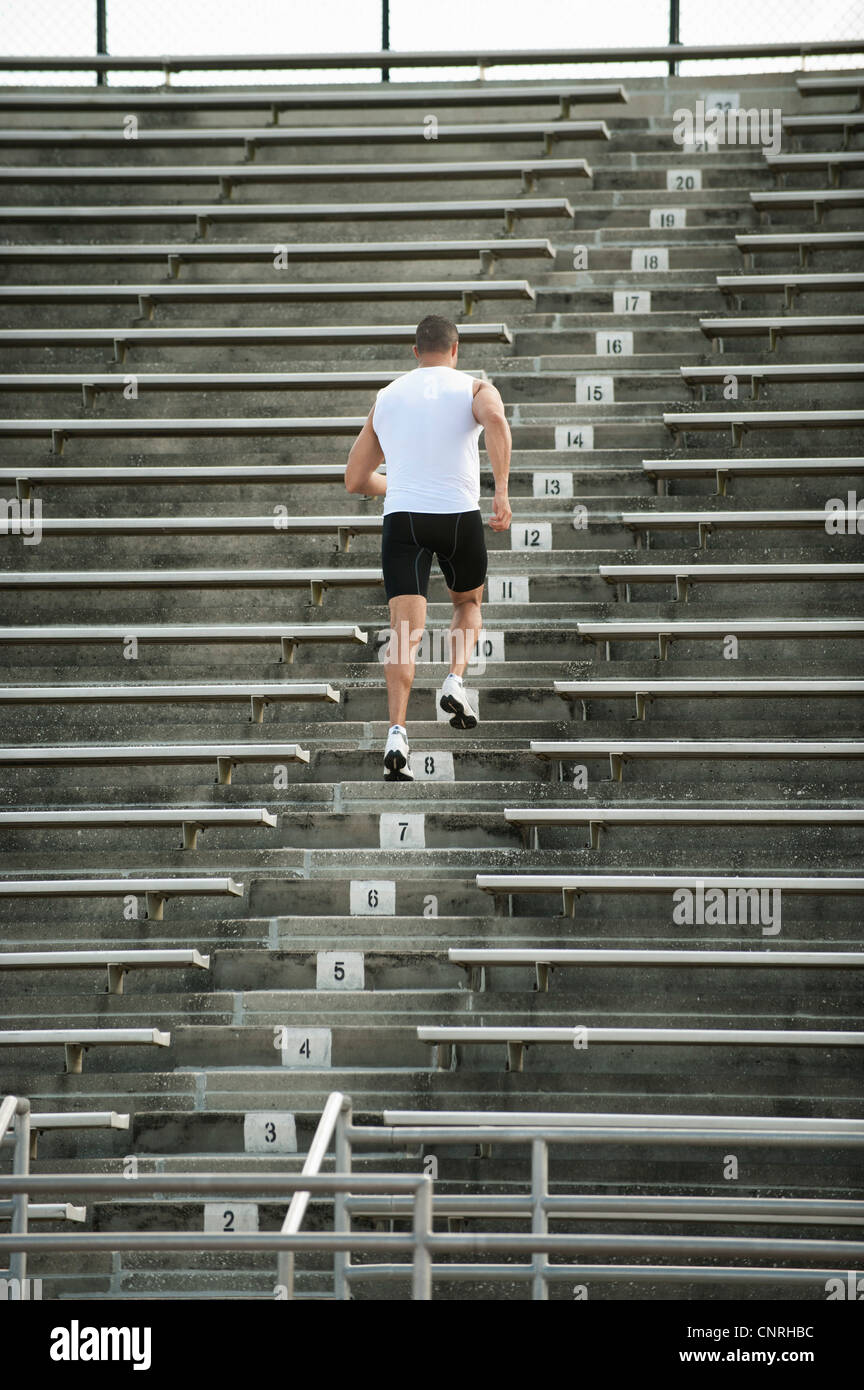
[373,365,483,515]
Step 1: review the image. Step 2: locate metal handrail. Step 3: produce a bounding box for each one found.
[0,1170,433,1299]
[277,1090,350,1298]
[0,39,862,72]
[331,1102,863,1297]
[0,1095,30,1294]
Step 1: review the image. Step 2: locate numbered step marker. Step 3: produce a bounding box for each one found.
[613,291,651,314]
[488,575,529,604]
[702,90,740,113]
[350,880,395,915]
[630,249,669,272]
[649,208,686,229]
[316,951,364,991]
[575,375,614,404]
[511,522,552,550]
[554,425,594,451]
[380,812,426,849]
[410,750,455,780]
[666,168,702,193]
[682,135,719,155]
[244,1112,298,1154]
[204,1202,258,1234]
[475,628,505,663]
[437,690,479,721]
[280,1027,332,1068]
[533,471,574,498]
[595,331,634,357]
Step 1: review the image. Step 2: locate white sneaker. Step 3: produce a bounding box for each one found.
[384,725,414,781]
[438,674,479,729]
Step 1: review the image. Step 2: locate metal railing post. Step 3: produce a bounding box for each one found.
[531,1138,549,1300]
[95,0,107,87]
[334,1099,352,1299]
[381,0,390,83]
[412,1176,433,1300]
[10,1099,30,1289]
[668,0,681,76]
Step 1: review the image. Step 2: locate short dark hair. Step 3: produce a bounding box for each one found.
[415,315,458,354]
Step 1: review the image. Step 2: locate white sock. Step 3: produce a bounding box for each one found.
[448,672,463,684]
[389,724,406,735]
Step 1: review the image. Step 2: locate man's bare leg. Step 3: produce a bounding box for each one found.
[447,583,484,676]
[439,583,483,729]
[385,593,427,728]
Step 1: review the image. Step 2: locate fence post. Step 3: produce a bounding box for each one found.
[10,1099,30,1289]
[382,0,390,83]
[412,1176,433,1300]
[531,1138,549,1300]
[334,1099,352,1299]
[95,0,107,87]
[668,0,681,76]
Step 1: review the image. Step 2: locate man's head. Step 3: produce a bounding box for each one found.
[413,314,459,366]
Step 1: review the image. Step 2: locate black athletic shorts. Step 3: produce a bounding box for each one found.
[382,509,488,600]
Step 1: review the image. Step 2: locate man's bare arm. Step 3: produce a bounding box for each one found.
[472,379,512,532]
[345,407,387,496]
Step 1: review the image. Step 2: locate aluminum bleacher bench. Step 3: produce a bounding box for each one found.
[0,571,382,606]
[418,1023,864,1072]
[599,566,864,598]
[0,323,513,363]
[0,279,535,311]
[717,272,864,307]
[0,420,368,456]
[0,1029,170,1074]
[502,807,864,850]
[661,416,864,448]
[552,678,864,721]
[11,1204,87,1223]
[735,231,864,265]
[0,240,553,272]
[1,465,366,502]
[0,876,243,917]
[0,743,309,786]
[0,157,593,191]
[781,113,864,144]
[530,740,864,781]
[680,366,864,403]
[476,871,864,913]
[0,808,276,850]
[0,680,337,720]
[0,624,367,661]
[0,512,383,550]
[0,119,610,151]
[0,199,576,231]
[0,949,210,994]
[450,945,864,990]
[0,373,418,403]
[750,188,864,222]
[642,457,864,496]
[0,83,627,115]
[765,150,864,184]
[699,315,864,350]
[797,75,864,103]
[2,1109,130,1166]
[620,508,856,545]
[0,681,339,724]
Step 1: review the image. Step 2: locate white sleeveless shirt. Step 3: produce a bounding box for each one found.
[373,366,483,515]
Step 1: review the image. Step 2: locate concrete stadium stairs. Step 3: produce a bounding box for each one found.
[0,67,862,1300]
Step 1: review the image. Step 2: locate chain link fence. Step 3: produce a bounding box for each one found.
[0,0,861,84]
[677,0,864,74]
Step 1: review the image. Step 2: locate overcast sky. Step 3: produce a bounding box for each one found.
[3,0,863,81]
